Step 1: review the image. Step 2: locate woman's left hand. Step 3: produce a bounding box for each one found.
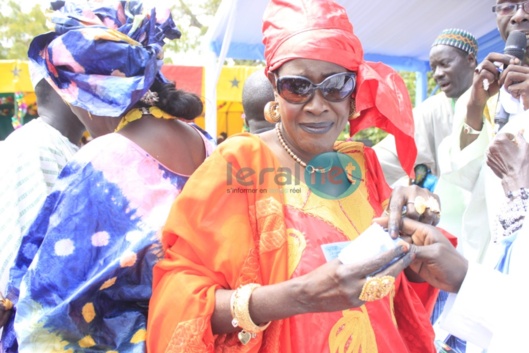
[385,185,441,238]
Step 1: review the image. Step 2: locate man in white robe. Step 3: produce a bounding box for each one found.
[374,28,478,187]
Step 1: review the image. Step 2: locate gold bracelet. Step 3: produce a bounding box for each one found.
[230,283,271,344]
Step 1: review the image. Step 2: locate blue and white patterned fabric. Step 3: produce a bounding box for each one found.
[2,128,214,353]
[29,1,180,118]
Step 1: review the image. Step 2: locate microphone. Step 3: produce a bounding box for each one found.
[494,30,527,133]
[504,30,527,61]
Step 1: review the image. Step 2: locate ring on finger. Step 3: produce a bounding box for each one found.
[426,197,440,214]
[359,276,395,302]
[413,196,427,215]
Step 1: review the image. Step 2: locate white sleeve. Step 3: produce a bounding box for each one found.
[439,262,528,352]
[372,134,407,186]
[437,90,494,192]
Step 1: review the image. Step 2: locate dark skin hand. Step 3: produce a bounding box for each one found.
[373,216,468,293]
[211,243,415,334]
[470,53,519,113]
[0,298,12,328]
[486,130,529,195]
[211,187,441,335]
[462,54,522,148]
[500,64,529,110]
[385,185,441,239]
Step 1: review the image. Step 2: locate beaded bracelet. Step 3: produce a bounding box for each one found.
[494,187,529,240]
[230,283,271,345]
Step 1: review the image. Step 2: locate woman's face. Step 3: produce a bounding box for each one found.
[273,58,353,160]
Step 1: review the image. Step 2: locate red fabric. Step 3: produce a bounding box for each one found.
[262,0,363,74]
[161,65,203,96]
[147,134,436,353]
[439,227,458,248]
[351,62,417,176]
[393,277,439,351]
[410,281,440,316]
[261,0,417,177]
[362,145,393,212]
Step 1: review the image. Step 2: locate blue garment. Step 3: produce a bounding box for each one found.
[2,130,214,353]
[494,233,517,274]
[29,2,180,118]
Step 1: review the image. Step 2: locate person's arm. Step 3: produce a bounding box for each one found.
[436,90,493,192]
[487,131,529,193]
[459,53,514,150]
[210,250,414,335]
[487,131,529,237]
[439,262,527,351]
[373,216,468,293]
[148,137,415,352]
[460,100,485,148]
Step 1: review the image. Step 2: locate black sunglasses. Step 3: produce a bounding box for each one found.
[274,72,356,104]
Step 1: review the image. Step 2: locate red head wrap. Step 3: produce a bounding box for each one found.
[262,0,417,177]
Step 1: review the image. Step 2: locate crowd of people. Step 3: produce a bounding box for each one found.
[1,0,528,353]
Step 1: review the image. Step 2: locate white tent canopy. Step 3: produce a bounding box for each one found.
[203,0,503,137]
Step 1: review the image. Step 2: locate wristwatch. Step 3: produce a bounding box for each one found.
[462,122,482,135]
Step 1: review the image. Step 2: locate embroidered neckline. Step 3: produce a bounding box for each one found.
[115,106,175,132]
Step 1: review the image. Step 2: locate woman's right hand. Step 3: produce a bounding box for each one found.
[298,242,414,312]
[220,240,415,332]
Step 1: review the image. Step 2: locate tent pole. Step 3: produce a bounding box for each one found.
[415,70,427,105]
[204,0,238,140]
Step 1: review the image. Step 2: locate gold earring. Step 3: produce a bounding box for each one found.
[264,101,281,123]
[349,99,359,120]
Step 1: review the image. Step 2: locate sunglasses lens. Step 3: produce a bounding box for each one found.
[321,73,356,102]
[278,77,313,103]
[277,73,356,104]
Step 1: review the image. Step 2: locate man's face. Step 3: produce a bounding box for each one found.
[496,0,529,53]
[429,45,475,99]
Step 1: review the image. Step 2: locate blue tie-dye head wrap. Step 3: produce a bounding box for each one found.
[28,1,181,118]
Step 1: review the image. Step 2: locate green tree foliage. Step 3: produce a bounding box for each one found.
[0,0,222,62]
[0,1,48,60]
[162,0,221,63]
